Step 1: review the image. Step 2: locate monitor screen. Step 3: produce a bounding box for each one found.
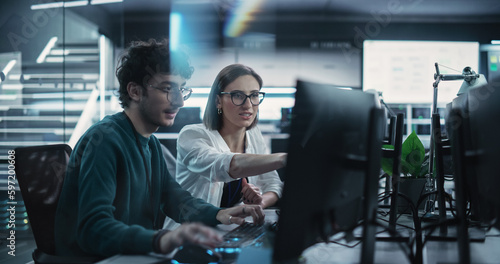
[273,80,384,262]
[363,40,480,104]
[487,50,500,82]
[156,107,201,133]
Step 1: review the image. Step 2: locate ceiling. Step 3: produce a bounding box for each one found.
[268,0,500,16]
[115,0,500,23]
[3,0,498,65]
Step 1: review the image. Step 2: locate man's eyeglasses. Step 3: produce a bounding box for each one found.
[148,84,193,102]
[219,91,265,106]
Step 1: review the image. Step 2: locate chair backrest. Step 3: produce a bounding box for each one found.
[15,144,72,255]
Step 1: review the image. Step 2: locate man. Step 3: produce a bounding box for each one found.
[55,39,264,259]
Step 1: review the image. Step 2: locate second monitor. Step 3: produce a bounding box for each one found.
[273,80,385,263]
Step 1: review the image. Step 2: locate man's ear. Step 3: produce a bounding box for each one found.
[127,82,142,102]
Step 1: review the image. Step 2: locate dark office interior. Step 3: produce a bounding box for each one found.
[1,0,500,263]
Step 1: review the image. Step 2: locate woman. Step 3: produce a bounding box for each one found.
[163,64,285,229]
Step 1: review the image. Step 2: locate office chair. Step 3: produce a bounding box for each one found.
[15,144,98,264]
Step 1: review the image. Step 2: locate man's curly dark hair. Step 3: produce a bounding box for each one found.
[115,39,194,108]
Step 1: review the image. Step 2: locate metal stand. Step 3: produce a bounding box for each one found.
[427,63,471,218]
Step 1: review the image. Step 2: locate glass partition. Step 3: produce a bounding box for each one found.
[0,0,124,237]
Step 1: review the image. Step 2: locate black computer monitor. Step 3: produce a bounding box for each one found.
[464,79,500,228]
[446,79,500,226]
[444,79,500,263]
[273,80,384,262]
[447,92,483,221]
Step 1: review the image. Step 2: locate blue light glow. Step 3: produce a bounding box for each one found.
[215,247,242,254]
[170,12,182,51]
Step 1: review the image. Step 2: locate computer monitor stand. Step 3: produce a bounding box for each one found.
[425,114,486,242]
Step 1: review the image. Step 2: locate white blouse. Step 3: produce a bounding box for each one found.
[163,123,283,229]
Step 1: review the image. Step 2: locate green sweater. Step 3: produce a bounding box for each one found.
[55,112,221,258]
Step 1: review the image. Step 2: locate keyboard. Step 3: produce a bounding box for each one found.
[218,222,274,248]
[215,222,277,262]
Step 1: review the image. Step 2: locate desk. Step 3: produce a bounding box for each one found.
[98,210,500,264]
[302,227,500,264]
[97,210,278,264]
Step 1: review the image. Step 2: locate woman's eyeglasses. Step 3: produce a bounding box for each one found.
[219,91,265,106]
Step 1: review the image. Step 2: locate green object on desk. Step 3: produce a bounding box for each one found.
[382,131,429,179]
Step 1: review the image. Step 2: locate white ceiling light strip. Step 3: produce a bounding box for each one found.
[36,37,58,63]
[31,1,88,10]
[0,60,17,84]
[31,0,122,10]
[90,0,123,5]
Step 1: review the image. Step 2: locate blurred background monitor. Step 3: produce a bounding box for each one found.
[279,107,293,133]
[363,40,480,104]
[487,50,500,83]
[157,107,202,133]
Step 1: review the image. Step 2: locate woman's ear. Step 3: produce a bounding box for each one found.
[216,94,222,109]
[127,82,142,102]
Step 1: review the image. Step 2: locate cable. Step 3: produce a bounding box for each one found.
[329,239,363,248]
[377,216,416,231]
[421,218,459,246]
[436,63,463,74]
[372,221,415,263]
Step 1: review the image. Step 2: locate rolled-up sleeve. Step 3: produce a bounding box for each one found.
[247,127,284,198]
[251,171,283,198]
[177,125,235,183]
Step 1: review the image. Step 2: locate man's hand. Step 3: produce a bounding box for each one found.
[158,223,222,254]
[216,204,265,225]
